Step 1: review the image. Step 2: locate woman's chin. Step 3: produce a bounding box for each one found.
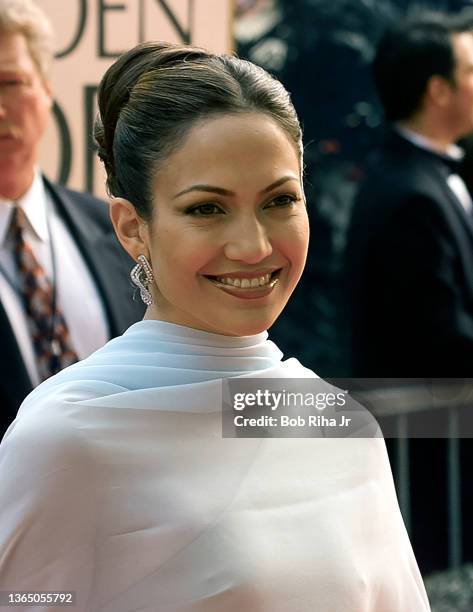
[192,318,273,338]
[146,305,282,337]
[217,316,280,337]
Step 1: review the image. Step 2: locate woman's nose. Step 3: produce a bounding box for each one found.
[223,217,273,263]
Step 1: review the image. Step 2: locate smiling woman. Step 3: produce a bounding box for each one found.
[111,111,308,337]
[0,41,430,612]
[95,41,309,337]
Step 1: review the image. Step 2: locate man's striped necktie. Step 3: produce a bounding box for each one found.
[10,205,78,381]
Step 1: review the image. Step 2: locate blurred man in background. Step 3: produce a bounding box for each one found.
[345,11,473,573]
[0,0,143,437]
[346,12,473,378]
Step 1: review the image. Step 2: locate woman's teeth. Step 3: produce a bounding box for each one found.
[215,273,272,288]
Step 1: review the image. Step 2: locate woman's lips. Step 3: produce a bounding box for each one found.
[204,269,281,299]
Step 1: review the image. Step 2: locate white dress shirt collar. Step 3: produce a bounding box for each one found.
[395,124,464,161]
[0,169,49,247]
[395,125,473,214]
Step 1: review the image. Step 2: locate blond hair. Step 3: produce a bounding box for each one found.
[0,0,54,80]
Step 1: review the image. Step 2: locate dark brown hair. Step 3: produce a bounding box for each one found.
[94,41,302,220]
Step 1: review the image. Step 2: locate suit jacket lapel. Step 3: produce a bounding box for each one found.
[0,300,32,428]
[420,160,473,294]
[386,132,473,294]
[422,159,473,240]
[437,171,473,239]
[43,177,138,337]
[388,131,473,240]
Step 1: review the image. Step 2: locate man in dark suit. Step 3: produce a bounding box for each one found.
[345,12,473,573]
[0,0,144,437]
[346,13,473,378]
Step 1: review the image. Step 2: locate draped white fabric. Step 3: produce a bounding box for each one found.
[0,321,430,611]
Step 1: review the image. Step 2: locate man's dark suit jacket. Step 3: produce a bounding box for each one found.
[0,176,145,437]
[345,128,473,378]
[344,128,473,573]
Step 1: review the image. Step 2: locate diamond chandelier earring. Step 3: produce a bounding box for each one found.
[130,254,155,306]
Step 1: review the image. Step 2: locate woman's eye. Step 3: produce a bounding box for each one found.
[187,203,223,216]
[266,194,299,208]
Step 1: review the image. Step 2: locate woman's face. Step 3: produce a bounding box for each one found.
[136,112,308,336]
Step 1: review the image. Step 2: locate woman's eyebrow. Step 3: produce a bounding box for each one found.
[173,185,233,199]
[172,176,299,199]
[260,176,299,194]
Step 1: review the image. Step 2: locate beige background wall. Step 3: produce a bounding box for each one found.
[36,0,233,198]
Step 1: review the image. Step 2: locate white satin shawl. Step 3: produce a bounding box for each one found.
[0,321,430,611]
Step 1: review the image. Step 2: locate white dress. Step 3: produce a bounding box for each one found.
[0,321,430,611]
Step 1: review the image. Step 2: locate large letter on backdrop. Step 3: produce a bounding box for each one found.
[37,0,233,197]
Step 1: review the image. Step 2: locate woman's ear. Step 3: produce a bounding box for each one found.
[109,198,149,260]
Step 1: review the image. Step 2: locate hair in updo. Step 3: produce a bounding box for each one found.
[94,41,302,220]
